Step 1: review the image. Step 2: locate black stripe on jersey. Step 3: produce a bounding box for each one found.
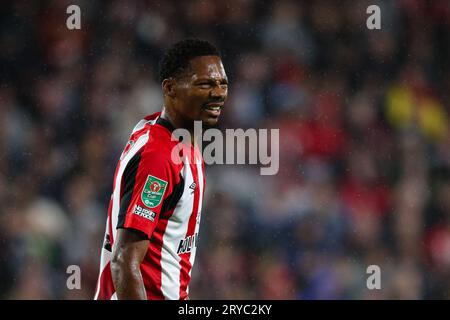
[159,173,184,219]
[103,234,112,252]
[117,150,142,229]
[155,116,176,133]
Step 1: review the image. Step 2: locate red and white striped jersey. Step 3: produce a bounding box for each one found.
[94,112,205,300]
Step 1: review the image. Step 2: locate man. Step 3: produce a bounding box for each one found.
[94,39,228,300]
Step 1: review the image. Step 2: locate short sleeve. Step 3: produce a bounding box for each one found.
[117,148,174,239]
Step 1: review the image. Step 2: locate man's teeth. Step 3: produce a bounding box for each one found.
[206,106,221,110]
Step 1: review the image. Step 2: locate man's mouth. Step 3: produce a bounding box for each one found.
[203,102,224,116]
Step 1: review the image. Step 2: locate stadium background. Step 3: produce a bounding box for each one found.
[0,0,449,299]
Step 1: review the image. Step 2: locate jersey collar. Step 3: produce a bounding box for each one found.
[155,116,176,133]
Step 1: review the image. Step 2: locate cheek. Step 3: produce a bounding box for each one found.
[184,90,209,105]
[176,90,207,115]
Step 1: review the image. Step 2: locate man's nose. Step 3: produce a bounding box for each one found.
[210,84,227,98]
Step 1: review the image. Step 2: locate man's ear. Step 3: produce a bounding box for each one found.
[162,79,176,98]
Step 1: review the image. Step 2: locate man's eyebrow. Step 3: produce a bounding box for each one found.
[194,77,228,82]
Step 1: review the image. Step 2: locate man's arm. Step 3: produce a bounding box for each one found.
[111,228,149,300]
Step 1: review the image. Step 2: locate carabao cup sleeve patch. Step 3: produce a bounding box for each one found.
[141,175,168,208]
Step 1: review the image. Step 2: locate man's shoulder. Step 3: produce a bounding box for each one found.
[125,112,183,170]
[129,112,161,135]
[141,124,180,167]
[143,133,176,158]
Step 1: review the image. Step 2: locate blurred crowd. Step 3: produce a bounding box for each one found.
[0,0,449,299]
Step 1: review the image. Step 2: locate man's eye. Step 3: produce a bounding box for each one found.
[198,83,211,88]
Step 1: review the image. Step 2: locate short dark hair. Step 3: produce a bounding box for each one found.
[158,38,220,83]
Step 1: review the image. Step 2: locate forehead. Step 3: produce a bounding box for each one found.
[187,55,227,80]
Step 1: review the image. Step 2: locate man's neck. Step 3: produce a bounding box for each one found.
[160,107,198,145]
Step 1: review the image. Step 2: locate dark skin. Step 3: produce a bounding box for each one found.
[162,55,228,136]
[111,55,228,300]
[110,229,148,299]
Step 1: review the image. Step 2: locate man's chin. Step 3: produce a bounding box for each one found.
[200,116,220,128]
